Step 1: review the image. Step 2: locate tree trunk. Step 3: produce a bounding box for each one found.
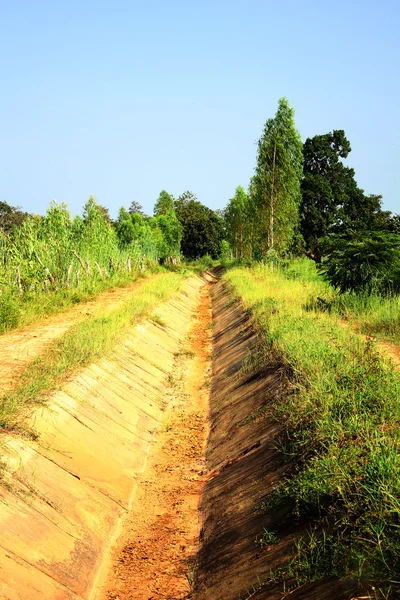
[66,264,72,288]
[269,141,277,250]
[17,267,22,293]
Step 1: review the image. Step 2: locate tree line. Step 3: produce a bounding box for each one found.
[2,97,399,295]
[0,188,225,296]
[224,98,400,293]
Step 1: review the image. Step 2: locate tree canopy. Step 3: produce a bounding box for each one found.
[0,201,29,233]
[224,186,252,260]
[299,130,389,260]
[154,190,174,216]
[174,192,224,259]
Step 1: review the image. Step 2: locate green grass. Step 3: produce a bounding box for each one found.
[0,272,187,435]
[277,257,400,344]
[322,292,400,342]
[225,264,400,595]
[0,266,169,335]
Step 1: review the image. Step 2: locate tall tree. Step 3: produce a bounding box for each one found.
[300,130,388,260]
[224,186,251,260]
[0,201,29,233]
[154,190,174,216]
[174,192,223,259]
[153,209,182,260]
[252,98,303,255]
[128,200,146,217]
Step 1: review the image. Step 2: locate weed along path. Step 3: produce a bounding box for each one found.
[94,283,212,600]
[0,274,162,395]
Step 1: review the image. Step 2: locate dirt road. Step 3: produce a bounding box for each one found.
[0,275,160,395]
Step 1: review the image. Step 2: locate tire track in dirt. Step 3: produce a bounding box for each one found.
[94,283,213,600]
[0,275,160,395]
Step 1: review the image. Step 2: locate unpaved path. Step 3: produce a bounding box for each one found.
[377,339,400,368]
[94,283,212,600]
[339,319,400,370]
[0,275,160,395]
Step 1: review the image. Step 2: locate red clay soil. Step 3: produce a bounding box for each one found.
[94,284,213,600]
[0,275,160,395]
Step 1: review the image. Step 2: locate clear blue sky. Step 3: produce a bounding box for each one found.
[1,0,399,218]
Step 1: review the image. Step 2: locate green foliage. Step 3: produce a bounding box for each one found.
[252,97,303,255]
[0,200,29,233]
[0,196,168,333]
[174,191,224,259]
[116,203,182,263]
[219,239,232,263]
[300,131,390,259]
[154,190,174,216]
[153,209,182,261]
[224,185,253,260]
[320,232,400,294]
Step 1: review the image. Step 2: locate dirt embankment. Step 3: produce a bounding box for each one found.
[0,275,161,395]
[0,277,205,600]
[94,283,213,600]
[193,280,358,600]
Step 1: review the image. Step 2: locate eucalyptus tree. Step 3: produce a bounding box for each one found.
[252,98,303,255]
[224,185,251,260]
[154,190,174,216]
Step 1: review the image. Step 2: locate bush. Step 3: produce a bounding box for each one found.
[319,232,400,295]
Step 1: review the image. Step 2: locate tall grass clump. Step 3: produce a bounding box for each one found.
[225,265,400,594]
[0,197,175,333]
[0,272,186,434]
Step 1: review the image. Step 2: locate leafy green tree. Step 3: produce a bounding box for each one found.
[154,209,182,259]
[82,196,117,252]
[154,190,174,216]
[0,201,29,233]
[252,97,303,254]
[300,130,388,260]
[224,186,252,260]
[388,213,400,234]
[174,192,223,259]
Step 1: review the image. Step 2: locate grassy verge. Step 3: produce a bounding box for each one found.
[0,272,187,435]
[278,258,400,344]
[0,266,168,335]
[225,264,400,596]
